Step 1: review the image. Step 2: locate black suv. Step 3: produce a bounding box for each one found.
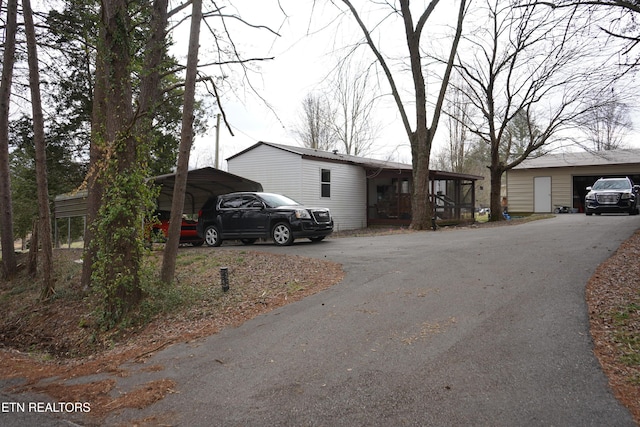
[585,177,640,216]
[197,192,333,246]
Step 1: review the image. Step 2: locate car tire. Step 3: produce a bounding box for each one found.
[309,236,325,243]
[272,222,294,246]
[241,238,257,245]
[585,212,592,216]
[204,225,222,247]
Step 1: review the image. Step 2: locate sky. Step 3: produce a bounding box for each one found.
[173,0,463,170]
[168,1,640,171]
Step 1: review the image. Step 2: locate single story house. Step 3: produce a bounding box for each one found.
[506,149,640,214]
[227,142,483,230]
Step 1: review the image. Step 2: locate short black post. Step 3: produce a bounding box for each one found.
[220,267,229,292]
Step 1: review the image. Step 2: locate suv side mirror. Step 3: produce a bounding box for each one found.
[250,200,264,209]
[586,186,592,191]
[634,185,640,193]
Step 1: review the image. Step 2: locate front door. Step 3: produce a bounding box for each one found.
[534,176,552,213]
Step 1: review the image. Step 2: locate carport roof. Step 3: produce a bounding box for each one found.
[54,167,262,219]
[514,149,640,169]
[151,167,262,214]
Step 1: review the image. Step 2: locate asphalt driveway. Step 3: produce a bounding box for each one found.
[104,215,640,424]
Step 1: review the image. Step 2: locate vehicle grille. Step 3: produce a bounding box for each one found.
[596,193,621,204]
[311,210,331,223]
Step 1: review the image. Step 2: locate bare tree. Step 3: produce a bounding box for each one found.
[330,60,379,156]
[0,0,18,279]
[442,78,471,173]
[340,0,468,230]
[545,1,640,69]
[161,0,202,284]
[455,0,619,220]
[23,0,54,299]
[160,1,282,284]
[294,93,335,151]
[294,61,379,157]
[577,98,631,151]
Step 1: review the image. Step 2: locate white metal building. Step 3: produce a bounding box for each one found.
[227,142,482,230]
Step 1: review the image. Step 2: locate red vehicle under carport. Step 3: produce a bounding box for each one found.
[151,210,204,246]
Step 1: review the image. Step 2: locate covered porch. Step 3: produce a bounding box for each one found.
[366,168,483,227]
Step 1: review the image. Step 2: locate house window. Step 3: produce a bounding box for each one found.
[321,169,331,198]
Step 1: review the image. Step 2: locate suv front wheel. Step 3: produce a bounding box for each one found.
[204,225,222,247]
[272,222,294,246]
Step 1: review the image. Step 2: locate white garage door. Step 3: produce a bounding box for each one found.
[534,176,552,213]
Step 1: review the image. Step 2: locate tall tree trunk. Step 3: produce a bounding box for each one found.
[104,0,140,313]
[81,2,110,290]
[489,134,506,221]
[410,130,432,230]
[160,0,202,283]
[137,0,168,118]
[88,0,148,325]
[23,0,55,299]
[489,167,504,222]
[0,0,18,279]
[27,219,38,277]
[84,0,169,291]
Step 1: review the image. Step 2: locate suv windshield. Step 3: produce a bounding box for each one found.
[592,179,631,191]
[260,193,301,208]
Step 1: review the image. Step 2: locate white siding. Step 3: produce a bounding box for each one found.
[301,160,367,231]
[228,145,367,230]
[228,144,304,198]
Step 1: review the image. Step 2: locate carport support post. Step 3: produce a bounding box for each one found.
[220,267,229,292]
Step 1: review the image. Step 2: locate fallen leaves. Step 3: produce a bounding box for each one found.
[587,230,640,424]
[0,246,344,422]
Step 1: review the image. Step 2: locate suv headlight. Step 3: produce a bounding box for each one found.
[295,209,311,219]
[585,193,595,201]
[621,192,632,200]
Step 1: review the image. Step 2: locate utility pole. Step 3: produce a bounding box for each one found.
[214,113,221,169]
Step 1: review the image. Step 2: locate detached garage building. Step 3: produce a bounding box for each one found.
[506,149,640,214]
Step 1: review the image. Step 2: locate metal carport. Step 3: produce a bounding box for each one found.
[151,167,263,214]
[53,168,262,245]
